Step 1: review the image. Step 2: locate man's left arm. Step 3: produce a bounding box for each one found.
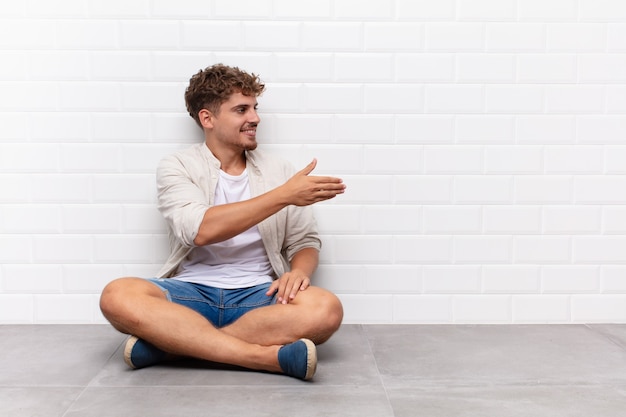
[266,247,319,304]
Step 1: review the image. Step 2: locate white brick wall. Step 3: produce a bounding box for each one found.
[1,0,625,324]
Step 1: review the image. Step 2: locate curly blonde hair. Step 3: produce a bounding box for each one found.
[184,64,265,126]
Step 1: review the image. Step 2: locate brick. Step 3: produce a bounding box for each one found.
[335,115,395,144]
[364,266,421,293]
[518,54,577,83]
[61,144,120,172]
[396,115,454,143]
[579,54,626,83]
[453,295,511,323]
[120,21,179,49]
[89,0,149,17]
[365,84,423,113]
[0,82,57,111]
[483,266,541,293]
[121,83,183,112]
[515,176,572,204]
[580,0,626,21]
[425,85,483,113]
[334,0,393,20]
[422,206,482,234]
[423,146,483,174]
[484,146,543,174]
[547,23,607,51]
[608,24,626,51]
[63,265,122,293]
[334,236,393,264]
[31,113,90,142]
[518,0,578,21]
[33,236,92,263]
[396,0,455,20]
[2,265,63,293]
[486,23,546,52]
[34,294,95,323]
[603,206,626,233]
[601,266,626,293]
[56,19,118,50]
[395,236,453,263]
[0,144,59,172]
[425,23,484,51]
[0,19,55,49]
[393,295,453,323]
[543,206,601,234]
[423,266,481,293]
[364,23,424,51]
[363,145,421,173]
[336,54,394,82]
[516,116,575,144]
[31,174,91,203]
[338,175,393,204]
[512,296,570,323]
[90,52,151,81]
[315,205,361,234]
[545,86,605,114]
[275,53,333,82]
[362,205,421,234]
[0,236,32,262]
[214,0,271,18]
[573,236,626,263]
[274,0,331,19]
[62,205,122,234]
[396,54,455,82]
[1,204,61,233]
[302,22,361,50]
[0,174,30,203]
[456,116,515,143]
[0,295,34,323]
[59,82,120,112]
[454,176,513,204]
[152,0,210,17]
[571,295,626,323]
[93,174,156,203]
[338,294,393,323]
[181,21,242,50]
[274,115,332,143]
[0,113,29,140]
[120,144,181,173]
[483,206,542,234]
[574,177,626,204]
[457,0,516,21]
[314,265,363,293]
[454,236,512,263]
[514,236,571,263]
[94,235,159,263]
[456,54,515,83]
[486,85,544,114]
[578,117,626,144]
[542,266,600,293]
[395,175,453,204]
[243,22,300,50]
[544,146,604,173]
[91,114,152,143]
[607,86,626,113]
[29,51,89,80]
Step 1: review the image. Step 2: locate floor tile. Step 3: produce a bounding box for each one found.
[91,324,381,387]
[65,385,394,417]
[0,325,124,386]
[587,324,626,350]
[0,387,83,417]
[365,325,626,387]
[388,385,626,417]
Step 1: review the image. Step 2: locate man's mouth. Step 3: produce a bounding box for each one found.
[241,124,257,135]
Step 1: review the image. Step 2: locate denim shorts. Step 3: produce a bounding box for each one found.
[147,278,276,328]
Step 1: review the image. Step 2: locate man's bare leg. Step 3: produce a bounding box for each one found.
[100,278,283,373]
[220,286,344,346]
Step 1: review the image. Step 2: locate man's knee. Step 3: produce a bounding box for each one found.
[302,288,343,343]
[99,277,161,328]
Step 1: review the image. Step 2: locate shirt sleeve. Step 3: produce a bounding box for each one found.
[156,153,210,248]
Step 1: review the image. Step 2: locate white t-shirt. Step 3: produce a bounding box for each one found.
[174,168,274,289]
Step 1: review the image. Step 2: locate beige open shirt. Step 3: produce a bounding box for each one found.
[155,143,321,279]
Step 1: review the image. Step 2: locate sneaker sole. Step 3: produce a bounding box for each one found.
[301,338,317,380]
[123,335,139,369]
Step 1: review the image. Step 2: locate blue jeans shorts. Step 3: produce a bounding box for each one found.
[148,278,276,328]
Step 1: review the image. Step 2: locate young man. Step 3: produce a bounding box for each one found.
[99,64,346,380]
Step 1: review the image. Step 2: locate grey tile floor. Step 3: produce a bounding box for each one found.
[1,324,626,416]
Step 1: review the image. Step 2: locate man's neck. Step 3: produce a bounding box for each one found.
[204,141,247,175]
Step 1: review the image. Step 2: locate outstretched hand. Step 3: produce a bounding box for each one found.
[282,159,346,206]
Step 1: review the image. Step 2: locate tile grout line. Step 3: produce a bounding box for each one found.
[362,324,397,417]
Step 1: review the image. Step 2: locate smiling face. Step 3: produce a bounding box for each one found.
[200,92,261,154]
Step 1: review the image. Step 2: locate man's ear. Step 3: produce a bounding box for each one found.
[198,109,214,129]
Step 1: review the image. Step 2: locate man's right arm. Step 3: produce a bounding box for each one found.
[193,159,345,246]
